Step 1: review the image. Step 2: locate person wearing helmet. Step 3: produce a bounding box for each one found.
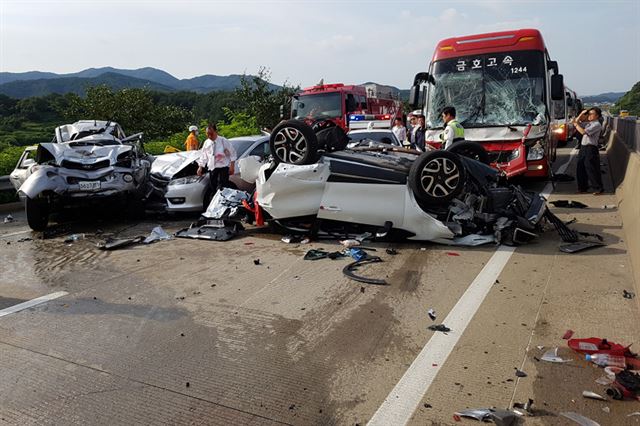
[184,125,200,151]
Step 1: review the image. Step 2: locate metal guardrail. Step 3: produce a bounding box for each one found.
[0,175,13,191]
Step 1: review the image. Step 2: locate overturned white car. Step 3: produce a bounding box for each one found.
[13,120,152,231]
[238,120,554,245]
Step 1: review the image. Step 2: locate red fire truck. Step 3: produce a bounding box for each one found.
[409,28,565,178]
[289,83,402,131]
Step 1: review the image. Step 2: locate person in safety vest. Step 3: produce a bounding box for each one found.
[184,125,200,151]
[440,106,464,149]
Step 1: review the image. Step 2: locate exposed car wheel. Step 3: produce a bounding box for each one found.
[446,141,490,164]
[409,151,465,205]
[270,120,318,165]
[26,196,49,231]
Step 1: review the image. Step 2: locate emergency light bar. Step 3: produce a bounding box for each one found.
[349,114,392,121]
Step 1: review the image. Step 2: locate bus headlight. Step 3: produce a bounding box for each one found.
[527,144,545,161]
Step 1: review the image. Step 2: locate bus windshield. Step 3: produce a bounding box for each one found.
[426,50,547,129]
[293,93,342,121]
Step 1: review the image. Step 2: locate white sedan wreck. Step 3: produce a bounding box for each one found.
[13,120,152,231]
[235,119,557,245]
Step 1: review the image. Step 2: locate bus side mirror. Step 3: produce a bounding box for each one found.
[551,74,564,101]
[409,86,422,109]
[548,60,559,74]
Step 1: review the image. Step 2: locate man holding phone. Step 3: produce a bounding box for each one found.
[573,107,603,195]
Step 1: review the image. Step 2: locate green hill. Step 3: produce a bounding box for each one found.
[612,82,640,115]
[0,72,175,98]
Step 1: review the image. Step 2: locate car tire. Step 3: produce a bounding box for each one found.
[446,141,490,164]
[409,150,465,205]
[26,196,49,231]
[269,120,318,165]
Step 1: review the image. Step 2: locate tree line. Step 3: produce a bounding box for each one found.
[0,68,298,148]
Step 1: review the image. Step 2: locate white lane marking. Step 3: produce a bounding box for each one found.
[368,151,577,426]
[367,246,515,426]
[0,291,68,318]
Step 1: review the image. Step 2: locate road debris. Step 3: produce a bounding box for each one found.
[385,248,398,255]
[253,259,260,265]
[560,411,600,426]
[562,329,575,340]
[97,236,144,250]
[541,347,571,363]
[340,239,361,248]
[3,214,14,223]
[428,324,451,333]
[550,200,588,209]
[451,234,496,246]
[453,408,516,426]
[428,308,436,321]
[281,235,309,244]
[560,241,606,253]
[64,233,85,243]
[343,257,386,285]
[623,290,636,299]
[446,251,460,256]
[176,221,241,241]
[582,390,607,401]
[601,406,610,414]
[143,226,172,244]
[515,369,527,377]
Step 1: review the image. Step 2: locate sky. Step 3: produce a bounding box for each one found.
[1,0,638,96]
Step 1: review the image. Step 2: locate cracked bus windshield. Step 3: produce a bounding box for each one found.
[426,51,546,129]
[293,93,342,120]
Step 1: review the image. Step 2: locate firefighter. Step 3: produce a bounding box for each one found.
[184,125,200,151]
[440,106,465,149]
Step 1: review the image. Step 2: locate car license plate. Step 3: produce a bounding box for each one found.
[79,181,101,191]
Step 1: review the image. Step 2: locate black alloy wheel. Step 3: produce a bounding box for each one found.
[409,150,465,205]
[269,120,318,165]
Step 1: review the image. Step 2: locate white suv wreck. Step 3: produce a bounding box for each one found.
[13,120,152,231]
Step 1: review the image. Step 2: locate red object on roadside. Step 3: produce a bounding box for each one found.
[446,252,460,256]
[453,414,461,422]
[568,337,631,356]
[242,193,265,227]
[562,329,574,340]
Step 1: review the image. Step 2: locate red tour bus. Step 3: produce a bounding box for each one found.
[409,28,565,178]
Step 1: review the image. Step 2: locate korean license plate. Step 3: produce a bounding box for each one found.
[78,181,101,191]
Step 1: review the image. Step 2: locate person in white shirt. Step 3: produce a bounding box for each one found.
[196,124,237,193]
[391,117,407,145]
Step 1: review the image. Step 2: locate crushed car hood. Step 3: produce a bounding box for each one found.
[151,150,201,178]
[40,142,132,166]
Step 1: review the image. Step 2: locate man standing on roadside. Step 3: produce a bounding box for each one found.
[391,117,407,145]
[184,125,200,151]
[440,106,465,150]
[573,107,604,195]
[196,124,237,193]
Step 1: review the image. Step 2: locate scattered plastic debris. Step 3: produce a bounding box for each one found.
[3,214,14,223]
[97,236,144,251]
[428,308,436,321]
[550,200,589,209]
[451,234,496,246]
[563,329,575,340]
[385,248,398,255]
[513,398,533,412]
[586,353,626,368]
[541,347,571,363]
[560,241,606,253]
[143,226,172,244]
[343,257,386,285]
[428,324,451,333]
[582,390,607,401]
[623,290,636,299]
[515,369,527,378]
[340,239,361,248]
[628,412,640,417]
[64,233,85,243]
[453,409,516,426]
[253,259,260,265]
[560,411,600,426]
[536,345,545,350]
[446,252,460,256]
[601,406,610,414]
[281,235,309,244]
[347,247,367,261]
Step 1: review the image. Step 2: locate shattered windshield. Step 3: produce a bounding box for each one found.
[293,93,342,120]
[426,51,546,128]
